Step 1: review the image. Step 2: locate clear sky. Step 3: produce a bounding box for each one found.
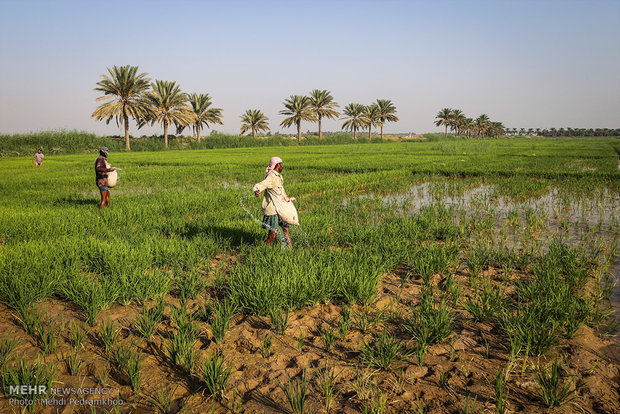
[1,0,618,136]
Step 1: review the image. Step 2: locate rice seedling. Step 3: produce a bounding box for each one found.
[535,356,582,408]
[494,369,507,414]
[16,304,42,335]
[439,370,449,388]
[196,300,215,324]
[144,384,177,414]
[1,358,56,407]
[278,370,311,414]
[35,319,62,354]
[349,368,376,402]
[95,362,110,387]
[176,270,206,300]
[68,320,86,349]
[261,333,272,358]
[0,337,18,370]
[98,318,119,354]
[134,301,165,340]
[200,350,232,402]
[210,299,236,343]
[297,328,306,352]
[313,362,341,413]
[462,278,506,322]
[460,394,477,414]
[412,396,428,414]
[359,330,404,370]
[64,347,86,376]
[363,388,387,414]
[405,290,454,346]
[114,342,142,394]
[321,325,337,351]
[269,306,290,335]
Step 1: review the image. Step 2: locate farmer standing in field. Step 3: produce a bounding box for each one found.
[95,147,115,210]
[32,149,44,166]
[253,156,296,247]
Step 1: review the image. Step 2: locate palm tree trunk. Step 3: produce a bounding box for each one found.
[381,124,384,139]
[444,125,448,137]
[354,127,357,139]
[252,128,256,139]
[318,116,322,139]
[164,121,168,148]
[297,121,301,143]
[368,126,371,139]
[124,114,130,151]
[196,122,201,142]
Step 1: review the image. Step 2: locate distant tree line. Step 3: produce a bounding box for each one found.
[92,65,399,150]
[434,108,505,138]
[505,127,619,137]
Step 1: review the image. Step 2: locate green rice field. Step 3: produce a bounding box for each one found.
[0,137,618,413]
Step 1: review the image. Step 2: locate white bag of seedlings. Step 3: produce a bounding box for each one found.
[106,161,118,188]
[272,196,299,226]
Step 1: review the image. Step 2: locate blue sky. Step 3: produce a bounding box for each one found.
[1,0,618,136]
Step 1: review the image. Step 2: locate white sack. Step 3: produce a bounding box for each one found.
[105,161,118,188]
[272,196,299,225]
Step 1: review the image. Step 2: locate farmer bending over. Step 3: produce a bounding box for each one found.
[95,147,115,210]
[253,156,295,246]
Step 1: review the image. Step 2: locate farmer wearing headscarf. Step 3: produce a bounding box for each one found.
[95,147,115,210]
[253,156,295,246]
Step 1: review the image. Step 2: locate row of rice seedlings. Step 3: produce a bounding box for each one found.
[1,358,56,409]
[405,289,454,358]
[535,356,582,408]
[168,302,200,372]
[313,362,341,412]
[98,319,120,354]
[0,337,18,369]
[269,307,290,335]
[461,277,506,322]
[359,329,404,370]
[176,270,206,300]
[134,296,166,340]
[277,369,310,414]
[200,350,232,402]
[261,333,272,358]
[211,300,235,343]
[113,342,142,395]
[405,243,459,285]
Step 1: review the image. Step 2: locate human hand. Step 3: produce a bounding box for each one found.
[254,190,260,197]
[110,167,116,171]
[289,197,296,202]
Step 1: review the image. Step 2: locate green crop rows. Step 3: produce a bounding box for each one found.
[0,136,618,411]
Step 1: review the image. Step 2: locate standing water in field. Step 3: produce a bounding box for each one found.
[239,195,309,248]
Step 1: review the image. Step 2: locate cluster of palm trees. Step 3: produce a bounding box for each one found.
[434,108,505,138]
[92,65,400,150]
[92,65,223,150]
[506,127,619,137]
[241,93,399,142]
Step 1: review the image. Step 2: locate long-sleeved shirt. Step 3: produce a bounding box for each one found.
[94,156,113,187]
[252,170,288,216]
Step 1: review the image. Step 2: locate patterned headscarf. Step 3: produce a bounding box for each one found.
[265,156,283,178]
[99,147,109,157]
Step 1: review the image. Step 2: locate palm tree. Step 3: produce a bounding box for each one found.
[475,114,490,137]
[375,99,399,139]
[341,103,366,139]
[363,104,381,139]
[181,93,223,142]
[240,109,270,138]
[144,80,194,148]
[280,95,317,142]
[451,109,465,136]
[465,118,475,138]
[92,65,152,151]
[309,89,340,139]
[434,108,453,137]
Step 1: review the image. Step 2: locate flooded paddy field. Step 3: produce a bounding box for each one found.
[0,137,618,413]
